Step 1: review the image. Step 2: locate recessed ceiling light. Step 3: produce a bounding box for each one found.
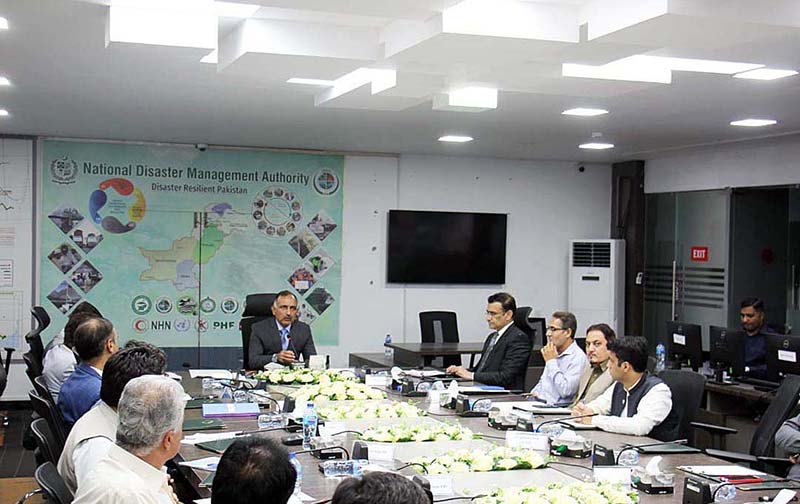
[287,78,336,86]
[438,135,474,143]
[0,109,9,117]
[647,56,762,75]
[0,17,8,30]
[579,142,614,150]
[733,68,798,81]
[562,108,608,117]
[730,118,777,127]
[215,2,260,18]
[0,77,10,86]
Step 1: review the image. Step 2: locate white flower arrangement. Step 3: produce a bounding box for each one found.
[473,482,638,504]
[253,368,356,385]
[360,422,477,443]
[291,381,386,403]
[410,447,548,474]
[317,401,426,420]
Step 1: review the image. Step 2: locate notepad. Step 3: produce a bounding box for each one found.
[189,369,233,379]
[178,456,220,471]
[458,386,511,395]
[202,403,260,418]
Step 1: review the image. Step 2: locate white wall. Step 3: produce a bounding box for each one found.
[645,134,800,193]
[322,154,612,367]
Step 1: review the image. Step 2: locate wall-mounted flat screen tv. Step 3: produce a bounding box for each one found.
[387,210,507,284]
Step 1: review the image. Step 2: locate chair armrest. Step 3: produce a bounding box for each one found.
[756,456,794,474]
[690,421,738,436]
[705,448,758,464]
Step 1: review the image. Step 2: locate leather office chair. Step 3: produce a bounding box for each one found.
[658,369,706,442]
[693,374,800,475]
[23,351,43,384]
[29,391,68,451]
[240,293,277,370]
[26,306,51,371]
[33,375,54,403]
[514,307,546,367]
[30,417,61,465]
[34,462,73,504]
[419,311,460,368]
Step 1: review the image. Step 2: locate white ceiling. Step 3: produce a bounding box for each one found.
[0,0,799,161]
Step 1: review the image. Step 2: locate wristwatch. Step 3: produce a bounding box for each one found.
[271,354,279,363]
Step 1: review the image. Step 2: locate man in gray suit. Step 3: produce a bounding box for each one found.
[249,290,317,369]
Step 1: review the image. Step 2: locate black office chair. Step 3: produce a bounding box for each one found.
[240,293,277,370]
[25,306,51,372]
[29,391,68,452]
[419,311,461,368]
[23,351,43,384]
[34,462,73,504]
[693,374,800,475]
[658,370,706,442]
[33,374,54,403]
[30,417,61,465]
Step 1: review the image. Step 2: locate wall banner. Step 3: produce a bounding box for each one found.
[40,140,344,347]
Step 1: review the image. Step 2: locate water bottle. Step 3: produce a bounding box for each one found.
[302,402,318,450]
[711,482,736,501]
[384,334,393,360]
[289,453,303,497]
[321,459,365,478]
[655,343,666,374]
[617,448,640,466]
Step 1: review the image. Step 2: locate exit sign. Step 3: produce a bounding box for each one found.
[691,246,709,262]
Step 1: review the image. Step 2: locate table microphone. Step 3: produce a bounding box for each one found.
[534,413,597,432]
[615,439,688,464]
[287,335,298,357]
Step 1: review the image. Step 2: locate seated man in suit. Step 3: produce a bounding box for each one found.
[529,311,588,406]
[571,336,679,440]
[740,297,778,379]
[58,317,119,426]
[571,323,616,407]
[212,437,296,504]
[249,290,317,369]
[446,292,530,391]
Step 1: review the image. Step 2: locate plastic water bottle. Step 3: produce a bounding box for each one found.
[617,448,640,466]
[321,459,365,478]
[289,453,303,497]
[384,334,393,360]
[711,482,736,501]
[302,402,318,450]
[655,343,666,374]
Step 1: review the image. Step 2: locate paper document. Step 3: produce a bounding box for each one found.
[181,431,242,445]
[514,405,572,415]
[189,369,232,379]
[178,456,220,471]
[679,465,767,476]
[458,386,510,394]
[404,369,449,378]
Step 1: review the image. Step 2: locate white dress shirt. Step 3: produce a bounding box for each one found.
[42,342,77,401]
[586,376,673,436]
[73,444,179,504]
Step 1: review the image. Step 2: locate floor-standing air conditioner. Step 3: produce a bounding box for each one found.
[568,239,625,338]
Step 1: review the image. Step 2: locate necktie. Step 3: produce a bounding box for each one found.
[280,327,290,350]
[477,332,500,372]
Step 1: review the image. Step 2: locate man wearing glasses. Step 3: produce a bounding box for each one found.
[528,311,588,406]
[446,292,531,391]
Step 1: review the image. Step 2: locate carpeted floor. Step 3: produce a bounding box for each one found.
[0,409,37,479]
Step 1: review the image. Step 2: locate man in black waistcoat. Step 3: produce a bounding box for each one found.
[446,292,531,391]
[571,336,679,441]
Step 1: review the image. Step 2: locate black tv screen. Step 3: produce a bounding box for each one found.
[387,210,507,284]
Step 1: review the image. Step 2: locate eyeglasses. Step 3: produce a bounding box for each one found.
[485,311,505,317]
[546,326,566,333]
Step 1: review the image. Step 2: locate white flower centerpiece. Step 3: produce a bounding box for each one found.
[473,482,638,504]
[361,422,477,443]
[253,368,356,385]
[317,401,426,420]
[291,381,386,404]
[411,446,548,474]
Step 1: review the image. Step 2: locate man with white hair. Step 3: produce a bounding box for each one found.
[73,375,184,503]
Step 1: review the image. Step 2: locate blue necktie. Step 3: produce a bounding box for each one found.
[280,327,290,351]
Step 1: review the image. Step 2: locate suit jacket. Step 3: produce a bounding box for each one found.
[248,318,317,370]
[58,362,101,426]
[472,325,531,391]
[572,362,614,407]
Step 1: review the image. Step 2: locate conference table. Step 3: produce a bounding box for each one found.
[175,371,787,504]
[384,342,486,368]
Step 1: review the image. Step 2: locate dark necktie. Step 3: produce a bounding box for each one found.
[477,332,500,372]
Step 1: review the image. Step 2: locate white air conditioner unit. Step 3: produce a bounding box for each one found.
[568,239,625,338]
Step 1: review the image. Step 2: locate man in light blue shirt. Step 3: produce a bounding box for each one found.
[529,311,588,406]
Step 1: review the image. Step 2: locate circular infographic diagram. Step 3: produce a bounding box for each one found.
[88,178,146,234]
[252,186,302,238]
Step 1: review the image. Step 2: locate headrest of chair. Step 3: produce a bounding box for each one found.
[242,293,278,317]
[31,306,51,330]
[514,306,533,325]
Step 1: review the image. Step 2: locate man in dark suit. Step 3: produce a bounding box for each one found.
[248,290,317,369]
[446,292,531,390]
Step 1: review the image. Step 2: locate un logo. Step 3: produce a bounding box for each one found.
[51,157,78,185]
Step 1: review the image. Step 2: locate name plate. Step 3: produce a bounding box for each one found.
[778,350,797,363]
[426,475,454,496]
[505,430,549,451]
[365,375,390,387]
[366,442,395,462]
[593,466,632,486]
[320,421,346,437]
[672,333,686,345]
